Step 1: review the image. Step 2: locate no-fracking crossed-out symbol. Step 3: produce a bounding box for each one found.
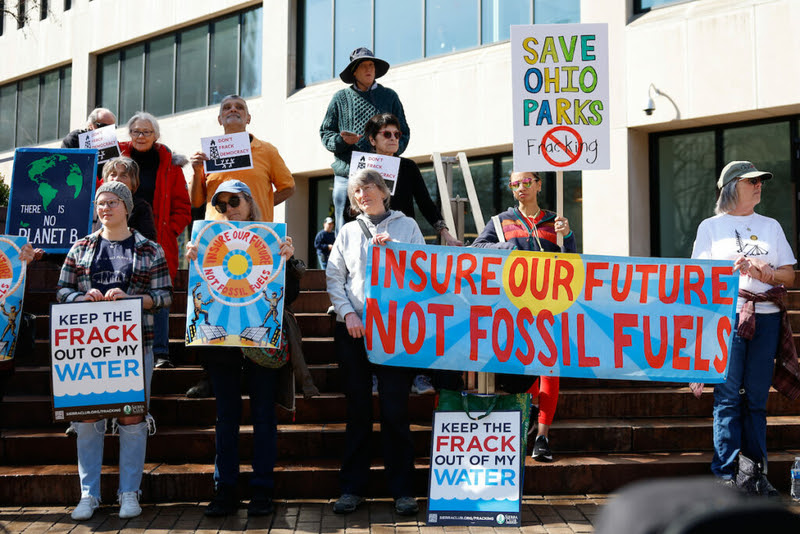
[541,126,583,168]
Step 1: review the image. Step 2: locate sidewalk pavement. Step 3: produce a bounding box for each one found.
[0,495,605,534]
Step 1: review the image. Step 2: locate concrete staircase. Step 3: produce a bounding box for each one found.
[2,262,800,505]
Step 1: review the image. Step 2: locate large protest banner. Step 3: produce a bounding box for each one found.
[365,243,739,383]
[428,411,523,527]
[6,148,97,253]
[511,24,609,171]
[50,299,146,422]
[0,236,29,364]
[185,220,287,348]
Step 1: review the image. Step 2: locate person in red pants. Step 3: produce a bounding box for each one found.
[529,376,559,462]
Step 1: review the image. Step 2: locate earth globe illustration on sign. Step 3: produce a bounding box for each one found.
[25,154,84,212]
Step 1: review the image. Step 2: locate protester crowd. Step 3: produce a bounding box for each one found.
[2,46,796,521]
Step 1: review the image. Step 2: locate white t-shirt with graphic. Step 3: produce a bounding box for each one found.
[692,212,796,313]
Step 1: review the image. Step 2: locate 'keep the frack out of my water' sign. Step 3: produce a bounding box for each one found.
[427,410,523,527]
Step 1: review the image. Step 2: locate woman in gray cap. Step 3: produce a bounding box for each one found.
[691,160,798,496]
[320,47,410,233]
[57,181,172,521]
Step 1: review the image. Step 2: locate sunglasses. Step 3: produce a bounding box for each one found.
[93,121,112,129]
[509,178,540,190]
[739,177,764,185]
[214,195,243,213]
[378,130,402,140]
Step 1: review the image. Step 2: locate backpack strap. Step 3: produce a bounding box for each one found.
[357,219,373,240]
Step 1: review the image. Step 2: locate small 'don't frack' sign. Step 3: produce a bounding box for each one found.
[348,151,401,195]
[201,132,254,173]
[427,410,523,527]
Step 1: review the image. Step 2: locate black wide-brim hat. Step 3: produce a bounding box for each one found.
[339,47,390,84]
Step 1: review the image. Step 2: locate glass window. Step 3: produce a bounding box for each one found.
[176,26,208,112]
[58,67,71,137]
[334,0,372,77]
[635,0,689,13]
[240,7,263,98]
[375,0,422,66]
[0,66,71,149]
[298,0,580,86]
[656,131,716,259]
[426,0,479,57]
[482,0,529,44]
[210,15,239,105]
[119,45,144,123]
[97,6,261,118]
[0,85,16,151]
[16,78,38,147]
[37,71,60,142]
[97,53,119,116]
[301,0,333,86]
[723,122,794,255]
[145,36,174,117]
[654,120,797,258]
[534,0,581,23]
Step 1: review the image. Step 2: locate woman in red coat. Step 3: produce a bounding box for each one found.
[120,111,192,368]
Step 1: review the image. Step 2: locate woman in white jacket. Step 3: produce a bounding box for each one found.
[326,169,423,516]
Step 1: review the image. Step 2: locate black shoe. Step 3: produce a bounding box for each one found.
[155,356,174,369]
[333,494,363,514]
[205,485,238,517]
[186,378,213,398]
[532,435,553,462]
[248,487,275,516]
[395,496,419,516]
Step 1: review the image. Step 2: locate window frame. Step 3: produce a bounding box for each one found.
[95,5,262,120]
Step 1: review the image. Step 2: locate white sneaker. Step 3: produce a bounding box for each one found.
[71,495,100,521]
[411,374,435,395]
[118,491,142,519]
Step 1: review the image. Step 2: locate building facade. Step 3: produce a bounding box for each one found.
[0,0,797,265]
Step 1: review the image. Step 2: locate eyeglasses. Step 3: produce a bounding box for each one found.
[509,178,540,190]
[130,129,154,138]
[96,199,120,209]
[93,122,112,129]
[739,177,764,185]
[215,195,243,214]
[378,130,402,140]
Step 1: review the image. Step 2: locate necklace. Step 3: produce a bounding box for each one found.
[737,214,758,242]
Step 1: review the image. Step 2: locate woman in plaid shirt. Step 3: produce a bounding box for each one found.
[57,181,172,521]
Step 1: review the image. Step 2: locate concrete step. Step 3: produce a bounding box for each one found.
[2,451,798,505]
[5,414,800,464]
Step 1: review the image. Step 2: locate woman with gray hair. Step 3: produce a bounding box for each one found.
[691,160,797,495]
[120,112,192,369]
[325,169,423,516]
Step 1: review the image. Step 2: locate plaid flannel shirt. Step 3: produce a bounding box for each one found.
[56,230,173,349]
[738,286,800,400]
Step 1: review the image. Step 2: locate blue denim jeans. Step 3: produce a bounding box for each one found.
[711,313,779,478]
[207,355,278,490]
[75,348,154,498]
[332,175,349,234]
[153,307,170,358]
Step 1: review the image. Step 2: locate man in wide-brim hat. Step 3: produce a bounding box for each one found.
[320,47,410,233]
